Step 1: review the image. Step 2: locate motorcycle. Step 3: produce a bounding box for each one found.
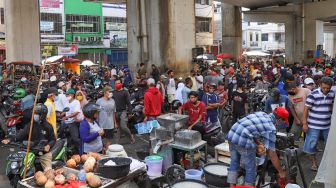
[5,139,68,188]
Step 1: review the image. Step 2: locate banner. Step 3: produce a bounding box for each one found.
[40,21,54,31]
[40,0,60,8]
[58,45,78,56]
[110,31,127,48]
[106,22,126,31]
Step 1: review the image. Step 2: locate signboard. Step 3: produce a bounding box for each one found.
[106,22,126,31]
[71,23,94,28]
[40,21,54,31]
[110,31,127,48]
[58,45,78,56]
[40,0,62,13]
[42,46,54,57]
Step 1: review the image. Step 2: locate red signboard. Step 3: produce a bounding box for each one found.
[40,0,60,8]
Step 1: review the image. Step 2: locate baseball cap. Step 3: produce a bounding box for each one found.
[273,107,289,125]
[304,78,314,85]
[147,78,155,86]
[65,88,76,95]
[58,81,65,88]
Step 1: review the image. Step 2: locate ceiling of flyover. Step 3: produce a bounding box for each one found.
[221,0,325,9]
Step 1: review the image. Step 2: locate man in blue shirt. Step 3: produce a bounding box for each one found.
[201,83,220,123]
[226,107,288,187]
[264,88,291,124]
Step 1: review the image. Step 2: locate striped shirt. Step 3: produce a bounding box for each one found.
[227,112,277,151]
[306,88,335,130]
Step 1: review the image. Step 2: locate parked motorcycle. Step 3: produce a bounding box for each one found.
[4,139,68,188]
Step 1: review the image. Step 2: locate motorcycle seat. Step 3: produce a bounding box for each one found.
[51,139,65,159]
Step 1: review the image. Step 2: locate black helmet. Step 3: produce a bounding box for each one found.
[35,103,48,121]
[188,91,199,98]
[47,87,58,96]
[172,100,182,111]
[83,103,102,119]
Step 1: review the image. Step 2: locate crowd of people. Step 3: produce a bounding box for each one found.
[1,58,336,186]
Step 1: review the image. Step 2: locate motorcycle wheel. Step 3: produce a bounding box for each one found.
[10,175,20,188]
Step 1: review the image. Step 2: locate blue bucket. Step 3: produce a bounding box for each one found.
[185,169,203,181]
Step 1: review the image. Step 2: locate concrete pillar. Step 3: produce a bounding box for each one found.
[316,20,324,46]
[333,33,336,58]
[5,0,41,65]
[127,0,195,75]
[221,3,242,59]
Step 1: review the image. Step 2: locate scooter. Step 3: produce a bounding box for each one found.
[5,139,68,188]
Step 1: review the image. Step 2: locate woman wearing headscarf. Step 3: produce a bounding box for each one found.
[76,90,88,109]
[174,82,185,104]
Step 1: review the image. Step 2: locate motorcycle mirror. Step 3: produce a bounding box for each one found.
[62,107,70,112]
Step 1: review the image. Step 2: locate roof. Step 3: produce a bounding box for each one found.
[221,0,318,9]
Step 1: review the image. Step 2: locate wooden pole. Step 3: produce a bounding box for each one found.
[22,62,46,179]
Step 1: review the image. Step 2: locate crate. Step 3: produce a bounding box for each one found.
[155,127,174,140]
[214,142,231,165]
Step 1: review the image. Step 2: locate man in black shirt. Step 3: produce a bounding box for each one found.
[113,82,134,143]
[2,104,56,170]
[231,80,248,123]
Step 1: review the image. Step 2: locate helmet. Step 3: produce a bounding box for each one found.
[172,100,182,111]
[188,91,199,98]
[47,87,58,96]
[35,103,48,121]
[273,107,289,125]
[83,103,102,119]
[14,88,26,98]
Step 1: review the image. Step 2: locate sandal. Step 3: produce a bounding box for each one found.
[310,165,318,171]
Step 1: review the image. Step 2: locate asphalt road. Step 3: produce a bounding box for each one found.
[0,127,326,188]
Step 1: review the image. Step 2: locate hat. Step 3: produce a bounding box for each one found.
[160,75,167,79]
[147,78,155,86]
[65,88,76,95]
[102,86,112,93]
[58,81,65,88]
[273,107,289,125]
[304,78,314,85]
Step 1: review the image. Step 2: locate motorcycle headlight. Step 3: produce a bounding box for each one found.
[10,161,18,169]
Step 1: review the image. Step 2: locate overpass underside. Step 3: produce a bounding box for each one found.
[4,0,336,74]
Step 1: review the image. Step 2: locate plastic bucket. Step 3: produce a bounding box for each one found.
[185,169,203,181]
[285,184,300,188]
[145,155,163,177]
[172,179,209,188]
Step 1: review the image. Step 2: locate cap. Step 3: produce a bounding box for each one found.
[65,88,76,95]
[58,81,65,88]
[102,86,112,93]
[273,107,289,125]
[304,78,314,85]
[147,78,155,86]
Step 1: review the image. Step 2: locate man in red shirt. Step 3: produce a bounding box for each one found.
[144,78,163,120]
[179,91,207,134]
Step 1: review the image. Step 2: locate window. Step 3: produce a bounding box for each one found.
[66,14,100,33]
[0,8,4,25]
[262,33,268,41]
[257,22,267,25]
[104,16,127,34]
[40,13,62,34]
[275,33,282,41]
[196,17,212,33]
[196,0,210,5]
[250,33,253,41]
[256,33,259,41]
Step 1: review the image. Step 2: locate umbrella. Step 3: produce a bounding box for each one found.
[41,55,64,65]
[196,54,215,60]
[243,51,270,56]
[80,60,96,66]
[216,53,234,59]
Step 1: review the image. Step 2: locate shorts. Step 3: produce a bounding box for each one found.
[303,128,329,154]
[104,129,117,139]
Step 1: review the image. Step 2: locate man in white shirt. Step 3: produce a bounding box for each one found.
[55,82,69,112]
[166,70,176,104]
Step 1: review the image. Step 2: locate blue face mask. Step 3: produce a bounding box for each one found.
[33,114,40,122]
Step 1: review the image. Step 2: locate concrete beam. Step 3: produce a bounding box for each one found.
[5,0,41,65]
[221,3,242,59]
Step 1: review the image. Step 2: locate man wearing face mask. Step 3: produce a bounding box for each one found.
[285,81,311,141]
[96,86,117,149]
[2,104,56,170]
[60,88,82,154]
[113,82,134,143]
[44,87,58,137]
[226,107,288,187]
